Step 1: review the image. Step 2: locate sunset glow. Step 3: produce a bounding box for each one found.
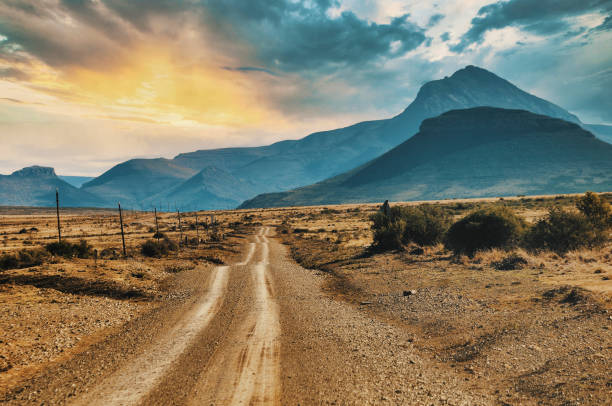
[1,0,611,175]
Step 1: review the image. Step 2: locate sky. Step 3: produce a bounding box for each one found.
[1,0,611,176]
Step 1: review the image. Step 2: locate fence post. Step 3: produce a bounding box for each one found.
[177,209,183,247]
[195,212,199,247]
[118,202,127,258]
[154,207,160,243]
[55,188,62,243]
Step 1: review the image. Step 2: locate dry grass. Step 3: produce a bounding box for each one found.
[272,195,612,405]
[0,207,256,392]
[1,194,612,403]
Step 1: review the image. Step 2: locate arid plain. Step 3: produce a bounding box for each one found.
[0,195,610,405]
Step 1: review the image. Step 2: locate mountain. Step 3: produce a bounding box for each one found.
[84,66,588,209]
[585,124,612,144]
[143,166,259,211]
[0,166,105,207]
[59,176,94,188]
[239,108,612,208]
[81,158,197,207]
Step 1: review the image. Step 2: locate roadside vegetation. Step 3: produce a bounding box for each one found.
[278,193,612,405]
[371,191,612,257]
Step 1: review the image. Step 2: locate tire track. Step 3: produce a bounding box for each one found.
[229,227,280,405]
[188,227,281,405]
[69,265,229,406]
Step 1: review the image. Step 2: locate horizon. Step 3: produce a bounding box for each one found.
[1,1,612,176]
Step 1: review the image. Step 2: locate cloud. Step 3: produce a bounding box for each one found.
[452,0,612,51]
[202,0,428,72]
[222,66,280,76]
[592,14,612,32]
[427,13,444,27]
[0,67,29,80]
[2,0,612,175]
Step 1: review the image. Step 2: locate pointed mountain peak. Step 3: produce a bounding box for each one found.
[397,65,580,125]
[11,166,57,178]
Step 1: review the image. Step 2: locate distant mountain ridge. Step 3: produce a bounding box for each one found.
[3,66,612,209]
[239,108,612,208]
[0,166,105,207]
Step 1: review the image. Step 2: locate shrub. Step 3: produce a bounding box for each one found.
[100,248,119,259]
[370,205,450,251]
[445,206,526,256]
[523,207,606,254]
[491,253,528,270]
[0,249,47,270]
[402,205,451,246]
[141,238,177,258]
[576,191,611,228]
[73,239,94,258]
[45,240,93,258]
[370,207,406,251]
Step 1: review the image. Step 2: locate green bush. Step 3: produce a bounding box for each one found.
[371,209,405,251]
[523,207,607,254]
[45,239,93,258]
[370,205,451,251]
[445,206,526,256]
[0,249,48,270]
[402,205,451,246]
[576,191,611,228]
[141,238,177,258]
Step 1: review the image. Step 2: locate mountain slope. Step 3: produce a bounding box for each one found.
[143,166,259,210]
[239,108,612,208]
[81,159,197,207]
[0,166,105,207]
[82,66,586,209]
[586,124,612,144]
[230,65,581,191]
[59,176,94,188]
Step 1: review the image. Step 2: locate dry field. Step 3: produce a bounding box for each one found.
[0,206,253,394]
[275,195,612,405]
[0,195,611,405]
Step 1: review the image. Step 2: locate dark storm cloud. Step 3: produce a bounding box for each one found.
[202,0,428,72]
[0,0,428,74]
[452,0,612,51]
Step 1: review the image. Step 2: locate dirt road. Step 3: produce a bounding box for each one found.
[5,227,492,405]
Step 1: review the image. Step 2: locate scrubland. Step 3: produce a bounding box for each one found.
[0,194,611,405]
